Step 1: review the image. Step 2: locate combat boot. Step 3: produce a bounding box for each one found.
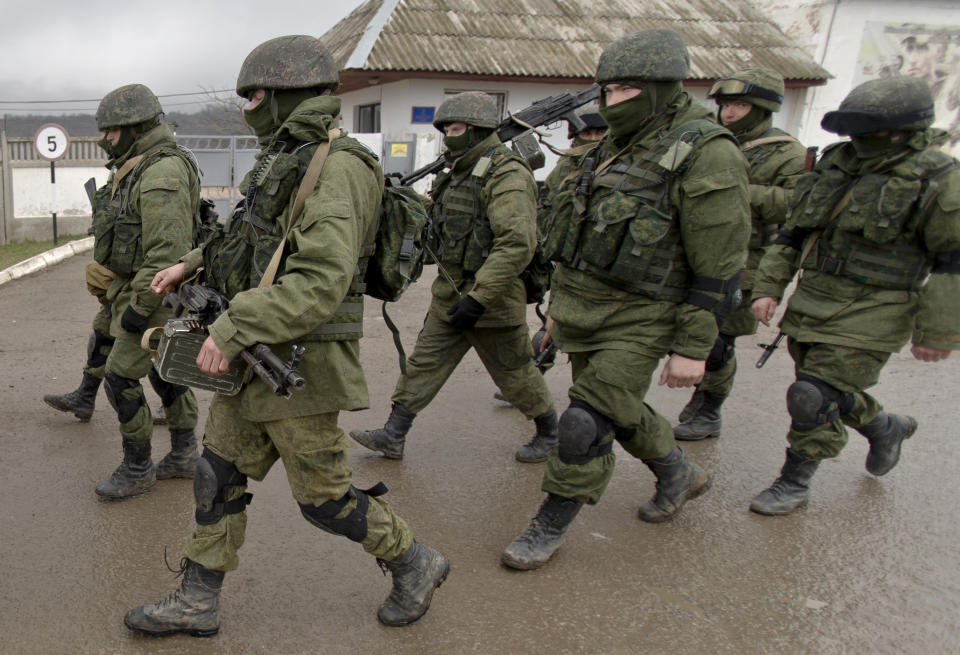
[95,438,156,499]
[673,391,726,441]
[155,429,200,480]
[677,389,705,424]
[750,449,820,515]
[124,559,224,637]
[515,410,558,463]
[639,447,711,523]
[43,373,101,421]
[349,403,415,459]
[857,412,917,476]
[501,493,582,570]
[377,541,450,626]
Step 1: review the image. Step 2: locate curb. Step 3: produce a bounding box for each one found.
[0,236,94,287]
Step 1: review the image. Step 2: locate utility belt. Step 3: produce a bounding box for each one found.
[804,236,931,291]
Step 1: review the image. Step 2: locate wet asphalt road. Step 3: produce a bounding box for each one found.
[1,254,958,654]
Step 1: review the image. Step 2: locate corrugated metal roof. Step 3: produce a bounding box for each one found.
[321,0,831,81]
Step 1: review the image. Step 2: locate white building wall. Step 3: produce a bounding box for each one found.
[13,166,105,218]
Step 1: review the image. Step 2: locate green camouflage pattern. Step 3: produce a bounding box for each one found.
[754,129,960,353]
[236,35,339,97]
[202,96,383,421]
[783,340,888,460]
[709,68,785,113]
[595,29,689,84]
[823,76,935,135]
[183,402,412,570]
[96,84,163,130]
[391,313,553,418]
[427,131,538,327]
[433,92,499,129]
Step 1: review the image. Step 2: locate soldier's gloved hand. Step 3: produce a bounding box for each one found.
[121,306,148,334]
[446,296,485,329]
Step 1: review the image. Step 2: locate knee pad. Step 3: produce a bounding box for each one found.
[786,374,853,432]
[103,373,146,423]
[557,400,613,465]
[194,448,251,526]
[705,333,736,372]
[147,367,190,407]
[87,331,115,369]
[299,482,388,543]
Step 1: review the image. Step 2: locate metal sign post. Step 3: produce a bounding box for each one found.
[33,123,70,245]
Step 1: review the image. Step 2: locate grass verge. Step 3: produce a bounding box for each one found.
[0,235,87,271]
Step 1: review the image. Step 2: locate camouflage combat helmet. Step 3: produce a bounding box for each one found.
[568,102,607,138]
[95,84,163,130]
[821,76,935,136]
[708,68,785,112]
[595,29,690,85]
[433,92,500,130]
[236,35,339,98]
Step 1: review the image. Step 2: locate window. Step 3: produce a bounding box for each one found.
[356,103,381,133]
[443,90,507,122]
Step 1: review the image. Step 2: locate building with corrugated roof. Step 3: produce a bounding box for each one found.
[321,0,831,178]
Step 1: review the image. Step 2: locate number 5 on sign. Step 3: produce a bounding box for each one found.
[34,124,70,162]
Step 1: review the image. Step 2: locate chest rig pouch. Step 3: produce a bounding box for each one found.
[798,146,957,290]
[431,147,523,274]
[91,183,116,266]
[542,120,720,300]
[742,130,800,248]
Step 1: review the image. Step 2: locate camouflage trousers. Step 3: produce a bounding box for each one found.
[697,290,758,396]
[392,312,554,418]
[786,339,890,460]
[86,305,114,380]
[183,394,413,571]
[542,347,676,505]
[103,326,197,444]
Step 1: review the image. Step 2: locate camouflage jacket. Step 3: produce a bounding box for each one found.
[548,92,750,361]
[754,130,960,352]
[427,131,538,327]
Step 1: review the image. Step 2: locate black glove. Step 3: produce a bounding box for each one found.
[446,296,485,329]
[121,306,148,333]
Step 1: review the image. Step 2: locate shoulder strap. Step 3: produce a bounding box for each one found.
[111,155,145,199]
[258,128,341,289]
[740,135,799,152]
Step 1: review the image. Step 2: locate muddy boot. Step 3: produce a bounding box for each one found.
[43,373,101,421]
[639,447,711,523]
[152,405,167,425]
[95,438,156,499]
[349,403,415,459]
[124,559,224,637]
[377,541,450,626]
[501,493,582,570]
[857,412,917,476]
[673,391,726,441]
[677,389,705,424]
[750,449,820,515]
[156,429,199,480]
[515,410,558,463]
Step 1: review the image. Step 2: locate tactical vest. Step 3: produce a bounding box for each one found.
[203,135,378,342]
[542,119,732,300]
[430,145,528,274]
[789,144,957,290]
[92,144,198,275]
[740,128,800,249]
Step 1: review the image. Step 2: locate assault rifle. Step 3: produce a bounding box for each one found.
[401,85,602,185]
[164,283,306,398]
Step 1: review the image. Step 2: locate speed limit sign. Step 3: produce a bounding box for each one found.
[34,123,70,162]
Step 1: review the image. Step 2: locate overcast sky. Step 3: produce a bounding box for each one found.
[0,0,367,115]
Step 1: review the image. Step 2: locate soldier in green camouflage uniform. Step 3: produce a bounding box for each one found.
[502,29,750,570]
[750,76,960,515]
[124,36,448,636]
[673,68,807,440]
[350,92,560,463]
[90,84,200,499]
[493,103,607,402]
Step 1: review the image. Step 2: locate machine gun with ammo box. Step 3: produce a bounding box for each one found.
[145,283,306,399]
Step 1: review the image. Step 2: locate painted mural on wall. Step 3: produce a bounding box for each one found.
[857,22,960,155]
